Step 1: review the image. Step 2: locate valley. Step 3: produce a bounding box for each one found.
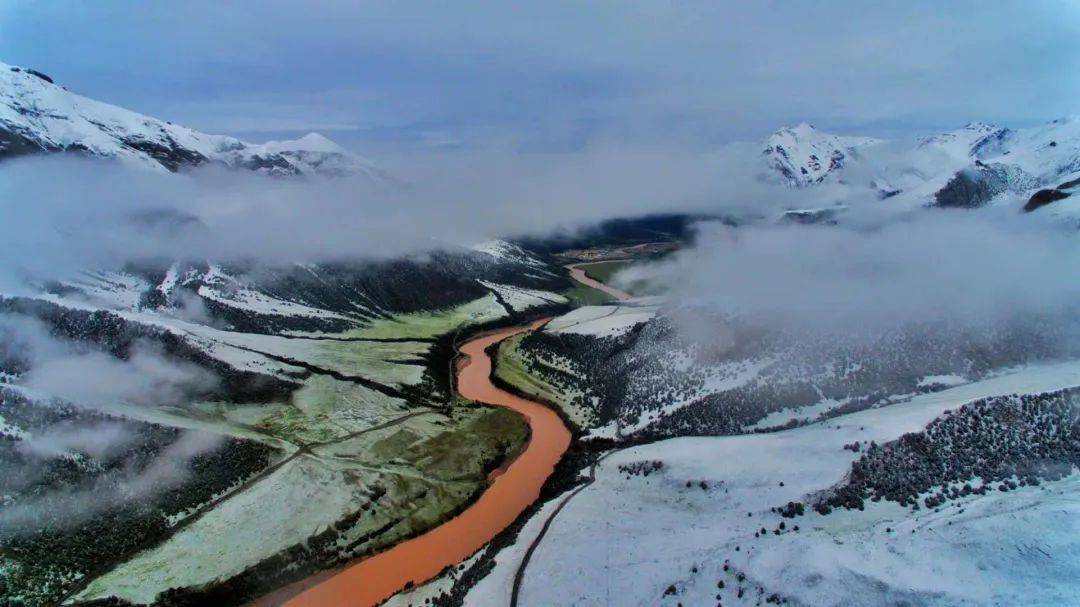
[2,41,1080,607]
[3,216,1079,607]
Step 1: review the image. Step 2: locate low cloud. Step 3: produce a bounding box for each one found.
[0,151,740,291]
[21,344,217,408]
[16,420,139,460]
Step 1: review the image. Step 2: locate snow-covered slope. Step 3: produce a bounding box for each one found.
[762,122,880,187]
[0,61,382,178]
[993,116,1080,182]
[474,364,1080,607]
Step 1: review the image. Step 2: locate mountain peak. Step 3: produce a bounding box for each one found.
[293,132,344,152]
[763,124,878,187]
[258,131,347,155]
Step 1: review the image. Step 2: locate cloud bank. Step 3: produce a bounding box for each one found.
[3,2,1078,148]
[0,151,745,290]
[620,212,1080,338]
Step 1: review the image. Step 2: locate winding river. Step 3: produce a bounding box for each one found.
[275,318,571,607]
[566,262,633,301]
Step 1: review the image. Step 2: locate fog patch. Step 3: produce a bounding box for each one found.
[0,427,224,535]
[121,430,224,498]
[169,289,219,326]
[624,212,1080,343]
[21,344,216,408]
[0,314,227,533]
[17,420,139,460]
[1,313,218,408]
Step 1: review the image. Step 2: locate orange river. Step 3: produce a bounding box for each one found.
[269,318,571,607]
[566,263,633,301]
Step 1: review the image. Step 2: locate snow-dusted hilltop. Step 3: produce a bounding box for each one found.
[0,61,383,178]
[761,122,880,187]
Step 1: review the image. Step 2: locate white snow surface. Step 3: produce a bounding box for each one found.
[504,359,1080,607]
[197,282,358,321]
[59,270,150,310]
[918,373,969,388]
[75,456,376,604]
[545,304,657,338]
[478,280,567,312]
[990,116,1080,181]
[622,357,774,434]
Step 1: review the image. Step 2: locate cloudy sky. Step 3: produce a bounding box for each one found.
[2,1,1078,153]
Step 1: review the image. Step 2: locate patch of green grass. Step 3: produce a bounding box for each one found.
[254,401,339,444]
[77,403,529,604]
[563,284,615,306]
[396,405,529,479]
[580,260,632,284]
[314,339,430,387]
[494,334,566,407]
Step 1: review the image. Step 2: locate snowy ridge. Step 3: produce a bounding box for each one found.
[0,60,382,178]
[197,264,361,322]
[471,240,550,271]
[989,115,1080,181]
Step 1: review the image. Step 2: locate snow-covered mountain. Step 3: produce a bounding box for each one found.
[0,61,383,179]
[761,118,1080,215]
[761,122,880,187]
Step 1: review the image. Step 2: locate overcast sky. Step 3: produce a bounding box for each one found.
[2,1,1078,153]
